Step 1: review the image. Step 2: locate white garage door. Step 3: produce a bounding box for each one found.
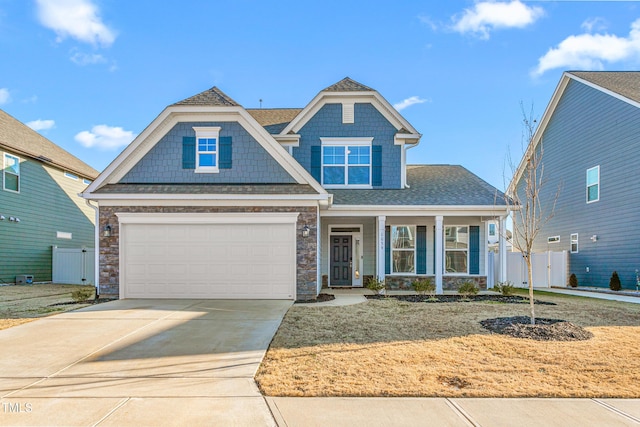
[119,213,297,299]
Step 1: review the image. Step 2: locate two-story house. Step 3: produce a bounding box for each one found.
[0,109,98,284]
[509,71,640,289]
[82,78,508,300]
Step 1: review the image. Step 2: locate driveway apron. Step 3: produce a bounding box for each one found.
[0,299,291,426]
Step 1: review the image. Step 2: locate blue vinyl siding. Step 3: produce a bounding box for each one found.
[516,78,640,288]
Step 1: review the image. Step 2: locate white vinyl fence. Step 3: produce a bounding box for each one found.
[506,250,568,288]
[52,247,95,285]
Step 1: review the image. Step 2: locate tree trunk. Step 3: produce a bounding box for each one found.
[526,255,535,324]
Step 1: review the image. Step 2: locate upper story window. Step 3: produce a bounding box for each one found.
[586,166,599,203]
[320,137,372,187]
[391,225,415,274]
[83,178,92,185]
[3,153,20,193]
[445,226,468,274]
[193,127,221,173]
[64,172,78,180]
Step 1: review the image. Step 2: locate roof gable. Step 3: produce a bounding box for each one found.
[0,109,98,179]
[323,77,374,92]
[172,87,240,107]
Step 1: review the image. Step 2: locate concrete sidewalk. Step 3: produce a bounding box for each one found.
[267,397,640,426]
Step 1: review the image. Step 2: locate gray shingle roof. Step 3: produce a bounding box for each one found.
[323,77,374,92]
[172,86,240,107]
[569,71,640,104]
[246,108,302,134]
[330,165,506,206]
[0,109,98,179]
[93,183,319,195]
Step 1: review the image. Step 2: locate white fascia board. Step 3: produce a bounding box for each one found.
[322,205,510,217]
[84,106,328,196]
[116,212,300,225]
[84,192,330,201]
[281,91,420,136]
[98,198,322,207]
[275,134,300,146]
[394,133,421,145]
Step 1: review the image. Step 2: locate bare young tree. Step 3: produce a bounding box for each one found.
[506,104,560,325]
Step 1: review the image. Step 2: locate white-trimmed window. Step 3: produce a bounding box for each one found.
[445,226,468,274]
[64,172,78,180]
[83,178,92,185]
[391,225,415,273]
[570,233,579,253]
[586,166,599,203]
[3,153,20,193]
[193,127,221,172]
[488,223,496,237]
[321,137,372,187]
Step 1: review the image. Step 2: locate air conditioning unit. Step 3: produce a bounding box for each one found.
[16,275,34,285]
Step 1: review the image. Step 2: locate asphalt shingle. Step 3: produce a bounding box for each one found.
[323,77,374,92]
[569,71,640,104]
[172,86,240,107]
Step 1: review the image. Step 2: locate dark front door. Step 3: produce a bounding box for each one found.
[330,235,352,286]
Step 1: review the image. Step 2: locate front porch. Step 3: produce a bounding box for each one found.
[319,214,508,294]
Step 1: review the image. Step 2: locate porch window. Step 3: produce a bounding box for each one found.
[321,138,372,187]
[391,225,415,273]
[445,226,468,274]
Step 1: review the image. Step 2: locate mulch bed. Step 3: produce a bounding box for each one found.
[296,293,336,304]
[365,294,556,305]
[480,316,594,341]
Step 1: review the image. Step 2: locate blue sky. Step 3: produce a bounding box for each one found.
[1,0,639,189]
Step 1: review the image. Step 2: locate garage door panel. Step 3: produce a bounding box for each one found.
[122,221,296,299]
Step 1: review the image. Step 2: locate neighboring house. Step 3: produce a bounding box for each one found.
[0,109,99,284]
[82,78,508,301]
[509,71,640,289]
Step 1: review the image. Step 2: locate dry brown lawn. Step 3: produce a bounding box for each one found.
[256,291,640,398]
[0,284,96,330]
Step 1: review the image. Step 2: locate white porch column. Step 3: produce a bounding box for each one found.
[376,216,386,280]
[499,216,507,283]
[435,215,443,294]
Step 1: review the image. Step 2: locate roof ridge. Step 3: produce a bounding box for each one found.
[323,77,375,92]
[172,86,240,107]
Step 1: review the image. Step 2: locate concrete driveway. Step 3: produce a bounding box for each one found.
[0,299,291,426]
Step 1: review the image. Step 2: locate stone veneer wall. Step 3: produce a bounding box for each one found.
[385,275,488,291]
[99,205,318,301]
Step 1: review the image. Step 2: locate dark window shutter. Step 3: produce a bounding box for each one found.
[311,146,321,182]
[469,225,480,275]
[417,226,427,274]
[372,145,382,186]
[219,136,232,169]
[385,225,391,275]
[182,136,196,169]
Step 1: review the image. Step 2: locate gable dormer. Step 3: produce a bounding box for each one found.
[275,78,421,189]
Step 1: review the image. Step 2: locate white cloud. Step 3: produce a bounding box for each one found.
[26,119,55,131]
[394,96,430,111]
[533,19,640,76]
[0,88,10,104]
[70,51,106,65]
[418,15,439,32]
[35,0,116,47]
[452,0,544,39]
[581,17,608,33]
[75,125,136,150]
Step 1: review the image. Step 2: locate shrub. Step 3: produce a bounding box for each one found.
[609,271,622,291]
[71,287,94,303]
[366,277,387,296]
[569,273,578,288]
[458,281,479,298]
[494,281,515,296]
[412,277,435,296]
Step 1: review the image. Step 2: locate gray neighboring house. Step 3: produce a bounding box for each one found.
[509,71,640,289]
[0,109,99,284]
[82,78,508,301]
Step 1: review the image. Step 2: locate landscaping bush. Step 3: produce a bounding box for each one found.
[494,281,515,296]
[71,288,94,303]
[366,277,387,295]
[569,273,578,288]
[609,271,622,291]
[458,281,479,298]
[412,277,435,296]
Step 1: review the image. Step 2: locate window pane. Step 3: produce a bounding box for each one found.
[323,166,345,184]
[4,155,19,174]
[4,173,18,191]
[587,167,598,185]
[445,251,467,273]
[587,184,598,201]
[445,226,468,249]
[348,146,370,165]
[489,224,496,236]
[393,250,415,273]
[198,138,216,152]
[348,166,370,184]
[323,146,345,165]
[392,226,415,249]
[199,153,216,167]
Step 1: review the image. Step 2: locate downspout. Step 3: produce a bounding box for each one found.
[84,198,100,299]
